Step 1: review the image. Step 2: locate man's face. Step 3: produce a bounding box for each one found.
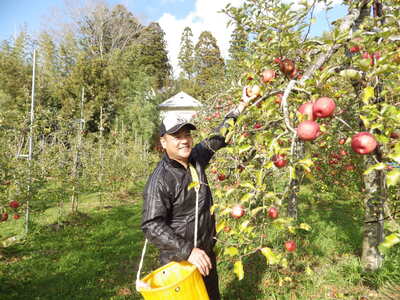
[160,127,193,163]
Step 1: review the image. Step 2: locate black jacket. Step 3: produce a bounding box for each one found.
[142,114,237,265]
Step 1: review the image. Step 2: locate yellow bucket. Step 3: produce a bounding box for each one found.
[137,261,210,300]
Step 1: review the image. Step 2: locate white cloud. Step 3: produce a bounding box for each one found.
[158,0,343,77]
[158,0,244,77]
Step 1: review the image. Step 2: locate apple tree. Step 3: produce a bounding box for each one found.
[193,0,400,281]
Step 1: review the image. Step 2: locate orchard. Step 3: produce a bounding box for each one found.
[194,0,400,294]
[1,0,400,299]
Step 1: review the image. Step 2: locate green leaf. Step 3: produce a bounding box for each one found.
[240,220,250,231]
[362,86,375,104]
[386,169,400,187]
[239,144,252,154]
[289,166,296,179]
[188,181,200,191]
[233,260,244,280]
[224,247,239,257]
[240,193,254,203]
[379,233,400,254]
[363,163,386,175]
[299,223,311,231]
[251,206,265,216]
[216,221,225,233]
[260,247,280,265]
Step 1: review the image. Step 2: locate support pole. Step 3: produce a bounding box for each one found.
[25,48,36,234]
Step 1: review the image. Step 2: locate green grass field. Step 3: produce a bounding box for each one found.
[1,186,399,299]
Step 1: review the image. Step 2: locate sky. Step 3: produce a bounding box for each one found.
[0,0,347,76]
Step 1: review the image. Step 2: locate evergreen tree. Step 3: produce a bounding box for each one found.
[194,31,225,99]
[227,22,248,78]
[178,27,195,79]
[137,22,172,89]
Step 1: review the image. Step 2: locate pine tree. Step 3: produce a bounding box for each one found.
[194,31,225,99]
[227,23,248,78]
[137,22,172,89]
[178,27,195,79]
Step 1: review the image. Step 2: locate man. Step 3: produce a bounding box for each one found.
[141,89,255,299]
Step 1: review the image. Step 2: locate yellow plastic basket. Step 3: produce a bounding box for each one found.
[137,261,209,300]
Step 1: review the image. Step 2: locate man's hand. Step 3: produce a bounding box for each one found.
[188,248,212,276]
[241,86,259,106]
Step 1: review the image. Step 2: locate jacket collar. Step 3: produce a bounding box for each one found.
[162,153,195,169]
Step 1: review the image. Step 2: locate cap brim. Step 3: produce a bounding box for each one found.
[161,122,196,136]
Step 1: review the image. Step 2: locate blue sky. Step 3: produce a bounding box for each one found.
[0,0,196,41]
[0,0,347,75]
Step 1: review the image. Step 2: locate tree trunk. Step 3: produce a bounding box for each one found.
[361,155,385,271]
[287,139,304,219]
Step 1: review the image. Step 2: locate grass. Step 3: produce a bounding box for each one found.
[1,184,399,299]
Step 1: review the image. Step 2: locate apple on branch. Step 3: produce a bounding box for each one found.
[298,102,315,121]
[280,59,295,75]
[272,154,288,168]
[297,120,320,141]
[312,97,336,118]
[351,132,377,154]
[231,204,245,219]
[267,207,279,219]
[284,240,297,252]
[260,69,276,83]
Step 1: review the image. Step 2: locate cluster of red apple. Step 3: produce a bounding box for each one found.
[229,204,296,251]
[296,97,377,155]
[1,200,21,222]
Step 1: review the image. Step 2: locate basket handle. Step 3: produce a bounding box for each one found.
[136,163,201,286]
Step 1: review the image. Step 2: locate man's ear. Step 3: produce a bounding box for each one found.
[160,137,167,149]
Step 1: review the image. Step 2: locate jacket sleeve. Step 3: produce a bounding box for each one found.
[141,172,193,261]
[193,109,241,167]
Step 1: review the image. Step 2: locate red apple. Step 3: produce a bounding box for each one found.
[289,68,298,79]
[362,52,372,59]
[272,154,288,168]
[253,123,262,130]
[312,97,336,118]
[298,102,315,121]
[231,204,245,219]
[339,138,346,145]
[267,207,279,219]
[351,132,378,155]
[261,69,276,83]
[274,57,282,64]
[340,149,348,157]
[275,93,283,105]
[390,132,400,139]
[213,111,221,119]
[223,226,231,233]
[9,200,20,209]
[13,214,20,220]
[297,120,320,141]
[1,213,8,222]
[246,85,261,97]
[284,240,297,252]
[345,164,355,171]
[280,59,295,75]
[218,174,226,181]
[350,45,361,53]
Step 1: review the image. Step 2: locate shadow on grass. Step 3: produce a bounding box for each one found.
[0,205,159,300]
[220,251,268,300]
[298,188,364,259]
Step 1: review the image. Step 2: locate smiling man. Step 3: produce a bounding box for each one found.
[141,89,256,299]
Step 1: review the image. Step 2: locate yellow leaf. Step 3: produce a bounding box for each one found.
[363,86,375,104]
[288,226,296,234]
[260,247,280,265]
[299,223,311,231]
[233,260,244,280]
[216,221,225,233]
[224,247,239,257]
